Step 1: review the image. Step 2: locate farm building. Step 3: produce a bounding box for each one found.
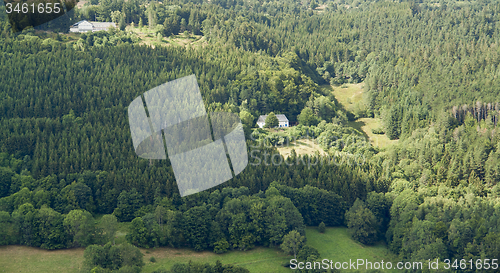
[70,20,116,33]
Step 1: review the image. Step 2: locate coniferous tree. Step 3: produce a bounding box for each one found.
[318,222,325,233]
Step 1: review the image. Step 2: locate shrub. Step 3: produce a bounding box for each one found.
[318,222,326,233]
[213,239,229,254]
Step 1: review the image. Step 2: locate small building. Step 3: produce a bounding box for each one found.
[70,20,116,33]
[257,114,289,128]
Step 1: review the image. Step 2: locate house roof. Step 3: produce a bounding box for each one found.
[72,20,115,28]
[71,20,87,27]
[257,114,288,123]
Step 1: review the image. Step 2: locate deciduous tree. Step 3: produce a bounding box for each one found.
[281,230,305,259]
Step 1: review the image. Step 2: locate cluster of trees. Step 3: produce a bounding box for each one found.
[82,242,144,273]
[4,0,76,32]
[386,184,500,272]
[345,198,381,245]
[123,183,349,253]
[251,120,374,159]
[0,204,120,249]
[75,1,208,36]
[360,3,500,139]
[0,181,348,253]
[73,30,139,49]
[152,260,250,273]
[380,115,500,190]
[2,1,500,270]
[452,101,500,126]
[0,135,378,233]
[272,183,346,227]
[369,114,500,267]
[125,186,306,252]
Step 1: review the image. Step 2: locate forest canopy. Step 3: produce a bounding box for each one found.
[1,0,500,271]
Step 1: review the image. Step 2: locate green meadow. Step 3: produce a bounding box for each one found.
[305,227,399,272]
[328,83,397,149]
[0,227,397,273]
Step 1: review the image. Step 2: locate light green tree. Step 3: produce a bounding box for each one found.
[264,112,279,128]
[281,230,305,259]
[110,11,121,23]
[64,209,95,247]
[99,214,118,245]
[298,107,319,126]
[239,110,254,127]
[119,16,126,31]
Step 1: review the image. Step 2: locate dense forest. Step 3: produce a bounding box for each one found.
[1,0,500,272]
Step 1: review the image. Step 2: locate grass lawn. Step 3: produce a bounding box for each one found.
[306,226,398,272]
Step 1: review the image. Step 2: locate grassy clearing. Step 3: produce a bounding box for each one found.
[276,138,327,159]
[114,221,131,245]
[0,227,395,273]
[328,83,397,149]
[142,247,290,273]
[257,128,327,158]
[127,26,204,48]
[330,83,365,111]
[306,226,398,272]
[348,118,397,149]
[0,245,289,273]
[0,246,85,273]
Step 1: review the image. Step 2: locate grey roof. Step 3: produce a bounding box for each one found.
[71,20,87,27]
[71,20,115,28]
[257,114,288,123]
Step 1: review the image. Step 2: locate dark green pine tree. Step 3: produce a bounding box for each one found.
[386,105,402,140]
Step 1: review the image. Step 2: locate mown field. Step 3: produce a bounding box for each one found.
[0,227,395,273]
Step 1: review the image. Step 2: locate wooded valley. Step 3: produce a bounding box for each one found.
[1,0,500,272]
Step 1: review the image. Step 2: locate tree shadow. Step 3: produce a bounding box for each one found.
[347,120,370,140]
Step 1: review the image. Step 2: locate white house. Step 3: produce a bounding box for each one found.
[257,114,289,128]
[70,20,116,33]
